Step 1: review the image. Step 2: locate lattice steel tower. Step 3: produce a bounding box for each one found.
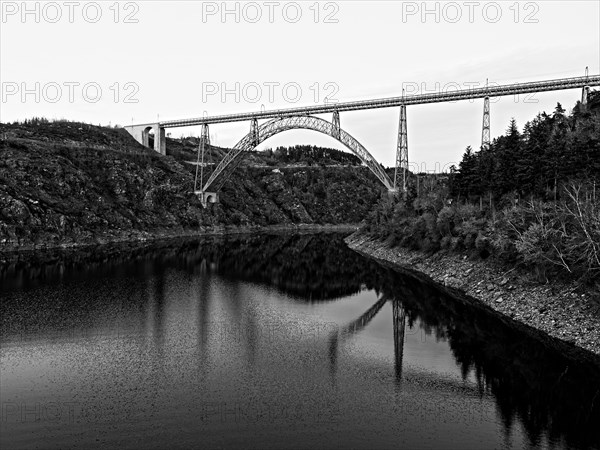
[394,104,408,194]
[194,123,211,193]
[332,110,341,139]
[250,118,259,147]
[481,96,490,149]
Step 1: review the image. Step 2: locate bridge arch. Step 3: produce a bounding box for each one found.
[202,115,394,192]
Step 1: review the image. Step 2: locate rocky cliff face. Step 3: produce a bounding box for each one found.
[0,121,384,250]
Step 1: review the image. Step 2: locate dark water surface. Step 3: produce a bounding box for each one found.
[1,233,599,449]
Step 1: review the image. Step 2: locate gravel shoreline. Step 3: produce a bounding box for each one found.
[345,232,600,360]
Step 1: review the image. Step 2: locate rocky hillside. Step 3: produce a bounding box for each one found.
[0,120,385,250]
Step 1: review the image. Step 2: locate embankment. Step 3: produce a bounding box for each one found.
[345,232,600,359]
[0,121,381,252]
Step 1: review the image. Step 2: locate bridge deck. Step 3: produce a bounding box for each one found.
[155,75,599,128]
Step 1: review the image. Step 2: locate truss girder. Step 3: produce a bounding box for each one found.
[202,115,394,192]
[155,75,600,128]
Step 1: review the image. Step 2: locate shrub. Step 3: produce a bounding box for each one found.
[436,206,455,235]
[450,236,462,251]
[440,235,452,249]
[514,222,567,279]
[366,180,598,287]
[475,233,491,258]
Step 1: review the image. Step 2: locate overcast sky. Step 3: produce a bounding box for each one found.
[1,1,599,169]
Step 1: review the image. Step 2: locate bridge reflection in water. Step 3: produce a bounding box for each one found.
[328,296,406,387]
[1,233,600,449]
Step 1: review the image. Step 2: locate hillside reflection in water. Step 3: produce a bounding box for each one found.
[1,233,599,449]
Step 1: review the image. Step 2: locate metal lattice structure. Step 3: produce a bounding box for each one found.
[193,123,211,192]
[342,297,388,335]
[155,75,599,128]
[250,118,259,147]
[481,96,491,148]
[332,110,340,140]
[201,123,210,145]
[125,72,600,201]
[202,115,394,192]
[393,105,408,192]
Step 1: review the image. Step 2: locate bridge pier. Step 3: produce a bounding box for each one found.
[194,191,219,208]
[201,123,210,146]
[481,96,491,148]
[394,104,408,194]
[124,123,166,155]
[332,110,340,139]
[192,124,219,208]
[386,188,399,199]
[582,86,590,105]
[250,119,259,147]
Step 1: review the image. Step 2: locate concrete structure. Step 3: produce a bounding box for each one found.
[194,191,219,208]
[124,123,166,155]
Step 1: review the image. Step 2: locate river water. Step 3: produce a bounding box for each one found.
[1,233,599,449]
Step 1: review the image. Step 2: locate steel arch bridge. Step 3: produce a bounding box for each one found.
[123,72,600,204]
[200,115,394,193]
